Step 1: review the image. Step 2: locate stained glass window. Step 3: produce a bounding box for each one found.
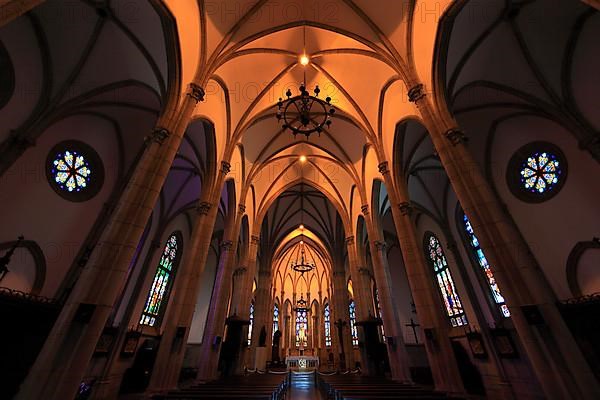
[272,303,279,338]
[425,234,468,327]
[324,303,332,347]
[507,142,567,203]
[51,150,92,192]
[349,300,358,346]
[248,300,255,346]
[519,151,562,194]
[140,233,181,326]
[46,141,104,201]
[463,214,511,318]
[295,309,308,347]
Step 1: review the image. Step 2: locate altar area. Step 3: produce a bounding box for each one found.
[285,355,319,371]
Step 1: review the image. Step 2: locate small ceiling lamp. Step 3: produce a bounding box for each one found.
[276,25,335,138]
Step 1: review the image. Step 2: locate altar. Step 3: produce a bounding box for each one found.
[285,356,319,370]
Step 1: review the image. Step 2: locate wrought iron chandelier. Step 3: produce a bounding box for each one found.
[289,183,315,274]
[294,294,309,312]
[290,239,315,274]
[275,26,336,138]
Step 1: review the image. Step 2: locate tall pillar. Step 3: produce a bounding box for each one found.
[409,83,600,399]
[377,161,464,394]
[361,205,412,382]
[14,85,204,400]
[148,161,232,390]
[249,269,272,369]
[195,206,244,381]
[332,270,354,369]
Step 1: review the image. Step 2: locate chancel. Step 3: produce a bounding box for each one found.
[0,1,599,400]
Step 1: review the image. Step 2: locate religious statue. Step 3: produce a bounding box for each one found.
[258,326,267,347]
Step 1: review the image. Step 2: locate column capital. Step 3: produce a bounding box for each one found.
[233,266,247,277]
[145,127,170,145]
[196,201,212,215]
[251,235,260,245]
[187,83,205,103]
[378,161,390,175]
[361,204,370,215]
[358,267,371,277]
[221,161,231,175]
[398,201,413,216]
[444,128,468,146]
[408,84,426,103]
[258,269,271,277]
[220,240,233,251]
[333,271,345,277]
[345,236,355,246]
[238,204,246,215]
[374,240,387,252]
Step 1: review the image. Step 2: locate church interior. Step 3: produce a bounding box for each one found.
[1,0,599,399]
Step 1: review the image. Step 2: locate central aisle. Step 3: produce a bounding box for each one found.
[289,372,324,400]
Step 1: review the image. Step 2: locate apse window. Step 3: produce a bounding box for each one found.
[507,142,567,203]
[46,140,104,201]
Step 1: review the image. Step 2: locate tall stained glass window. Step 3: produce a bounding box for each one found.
[425,233,468,327]
[272,303,279,338]
[324,303,332,347]
[248,300,255,346]
[463,214,511,318]
[140,233,181,326]
[295,309,308,347]
[349,300,358,346]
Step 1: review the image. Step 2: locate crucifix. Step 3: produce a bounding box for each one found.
[405,318,420,344]
[0,235,24,282]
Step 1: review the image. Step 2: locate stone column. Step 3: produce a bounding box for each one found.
[249,269,272,369]
[148,161,232,390]
[377,160,464,394]
[361,205,412,382]
[332,270,354,369]
[195,206,244,381]
[15,84,204,400]
[409,83,600,399]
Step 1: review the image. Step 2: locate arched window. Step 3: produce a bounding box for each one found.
[463,214,511,318]
[140,232,182,326]
[349,300,358,346]
[424,233,468,327]
[295,308,308,347]
[272,303,279,338]
[247,300,255,346]
[374,288,386,341]
[324,303,332,347]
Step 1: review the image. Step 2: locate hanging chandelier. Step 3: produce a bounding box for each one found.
[289,183,315,274]
[289,239,316,274]
[275,26,336,138]
[294,294,309,312]
[276,84,335,138]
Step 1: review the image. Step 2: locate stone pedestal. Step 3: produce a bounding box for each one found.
[254,347,267,370]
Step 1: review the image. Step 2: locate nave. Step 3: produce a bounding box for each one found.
[0,1,599,399]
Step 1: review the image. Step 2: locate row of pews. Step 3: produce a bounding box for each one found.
[318,374,464,400]
[153,373,288,400]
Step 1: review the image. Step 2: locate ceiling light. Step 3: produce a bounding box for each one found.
[299,155,307,163]
[299,54,310,66]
